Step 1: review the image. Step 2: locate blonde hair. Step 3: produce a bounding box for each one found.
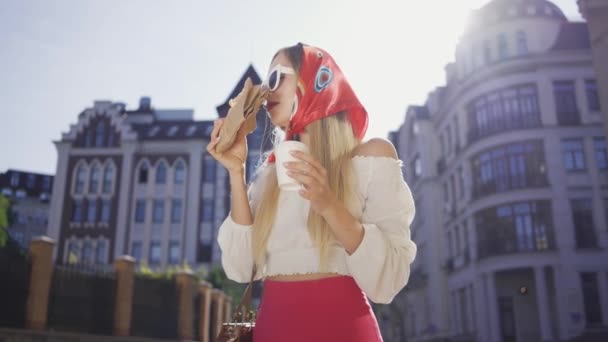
[250,112,362,275]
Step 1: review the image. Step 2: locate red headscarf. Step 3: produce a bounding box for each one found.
[267,43,368,163]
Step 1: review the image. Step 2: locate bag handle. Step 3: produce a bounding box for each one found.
[231,264,257,323]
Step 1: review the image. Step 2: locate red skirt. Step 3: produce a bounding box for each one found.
[253,275,383,342]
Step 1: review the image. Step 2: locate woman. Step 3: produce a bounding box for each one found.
[207,43,417,341]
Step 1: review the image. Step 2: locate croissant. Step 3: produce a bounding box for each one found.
[215,77,269,153]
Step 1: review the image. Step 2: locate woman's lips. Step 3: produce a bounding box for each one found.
[265,101,279,112]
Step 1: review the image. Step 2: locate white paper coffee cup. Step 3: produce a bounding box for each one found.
[275,140,310,191]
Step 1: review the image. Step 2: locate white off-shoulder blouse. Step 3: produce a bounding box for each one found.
[217,155,417,304]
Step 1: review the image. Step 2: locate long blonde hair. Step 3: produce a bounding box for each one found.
[250,112,362,275]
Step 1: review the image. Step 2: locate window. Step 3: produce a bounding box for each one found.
[561,139,586,172]
[571,199,597,248]
[475,200,553,258]
[108,128,115,146]
[89,166,100,193]
[553,81,580,125]
[453,117,460,150]
[135,199,146,223]
[580,273,604,325]
[585,80,601,111]
[82,240,93,263]
[10,172,20,187]
[169,241,180,264]
[468,84,540,141]
[149,241,161,264]
[202,199,214,222]
[447,126,453,155]
[26,174,36,188]
[85,129,93,147]
[203,157,216,183]
[413,155,422,182]
[454,226,461,254]
[72,200,83,222]
[168,126,179,137]
[171,199,182,224]
[498,33,509,59]
[155,163,167,184]
[101,200,111,223]
[96,240,107,263]
[138,163,149,184]
[447,231,453,258]
[102,166,113,193]
[440,134,446,157]
[472,141,547,197]
[75,166,86,194]
[594,137,608,170]
[87,199,97,223]
[67,241,80,264]
[95,122,105,147]
[516,31,528,55]
[458,167,465,199]
[153,199,164,223]
[483,40,492,64]
[43,176,52,192]
[131,241,142,260]
[174,162,185,184]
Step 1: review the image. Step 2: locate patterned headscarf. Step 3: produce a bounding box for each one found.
[267,43,368,163]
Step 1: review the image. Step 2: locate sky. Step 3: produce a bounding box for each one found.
[0,0,582,175]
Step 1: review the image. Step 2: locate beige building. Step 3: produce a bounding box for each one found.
[46,66,273,268]
[389,1,608,341]
[578,0,608,137]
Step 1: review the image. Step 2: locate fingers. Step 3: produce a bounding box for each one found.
[284,161,324,185]
[286,170,316,189]
[206,119,224,154]
[289,151,327,178]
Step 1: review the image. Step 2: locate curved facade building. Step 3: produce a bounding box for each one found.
[390,1,608,341]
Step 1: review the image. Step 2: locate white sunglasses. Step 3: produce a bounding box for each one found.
[262,64,295,92]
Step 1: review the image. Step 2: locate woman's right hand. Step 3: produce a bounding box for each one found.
[206,118,248,174]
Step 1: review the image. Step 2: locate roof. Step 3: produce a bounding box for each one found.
[130,120,214,141]
[216,65,263,118]
[550,22,591,51]
[465,0,567,34]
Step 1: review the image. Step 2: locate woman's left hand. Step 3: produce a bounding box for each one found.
[284,150,338,216]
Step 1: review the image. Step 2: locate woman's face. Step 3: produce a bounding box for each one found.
[264,51,298,132]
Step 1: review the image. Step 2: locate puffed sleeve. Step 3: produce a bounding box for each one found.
[345,157,417,304]
[217,165,269,283]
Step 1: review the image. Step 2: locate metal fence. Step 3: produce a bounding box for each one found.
[131,275,178,340]
[0,248,30,329]
[46,264,116,336]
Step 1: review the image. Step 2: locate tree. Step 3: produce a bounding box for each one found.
[0,195,11,247]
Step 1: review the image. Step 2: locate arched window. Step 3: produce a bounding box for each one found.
[483,40,492,64]
[174,161,185,184]
[96,240,107,263]
[102,165,114,193]
[138,162,149,184]
[89,165,100,193]
[75,165,87,194]
[95,122,105,147]
[82,240,93,264]
[156,162,167,184]
[498,33,509,60]
[516,31,528,55]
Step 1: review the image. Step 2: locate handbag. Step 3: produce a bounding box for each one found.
[215,264,258,342]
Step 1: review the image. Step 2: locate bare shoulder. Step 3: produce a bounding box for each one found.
[353,138,398,159]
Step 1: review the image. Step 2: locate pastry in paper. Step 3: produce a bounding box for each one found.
[215,77,269,153]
